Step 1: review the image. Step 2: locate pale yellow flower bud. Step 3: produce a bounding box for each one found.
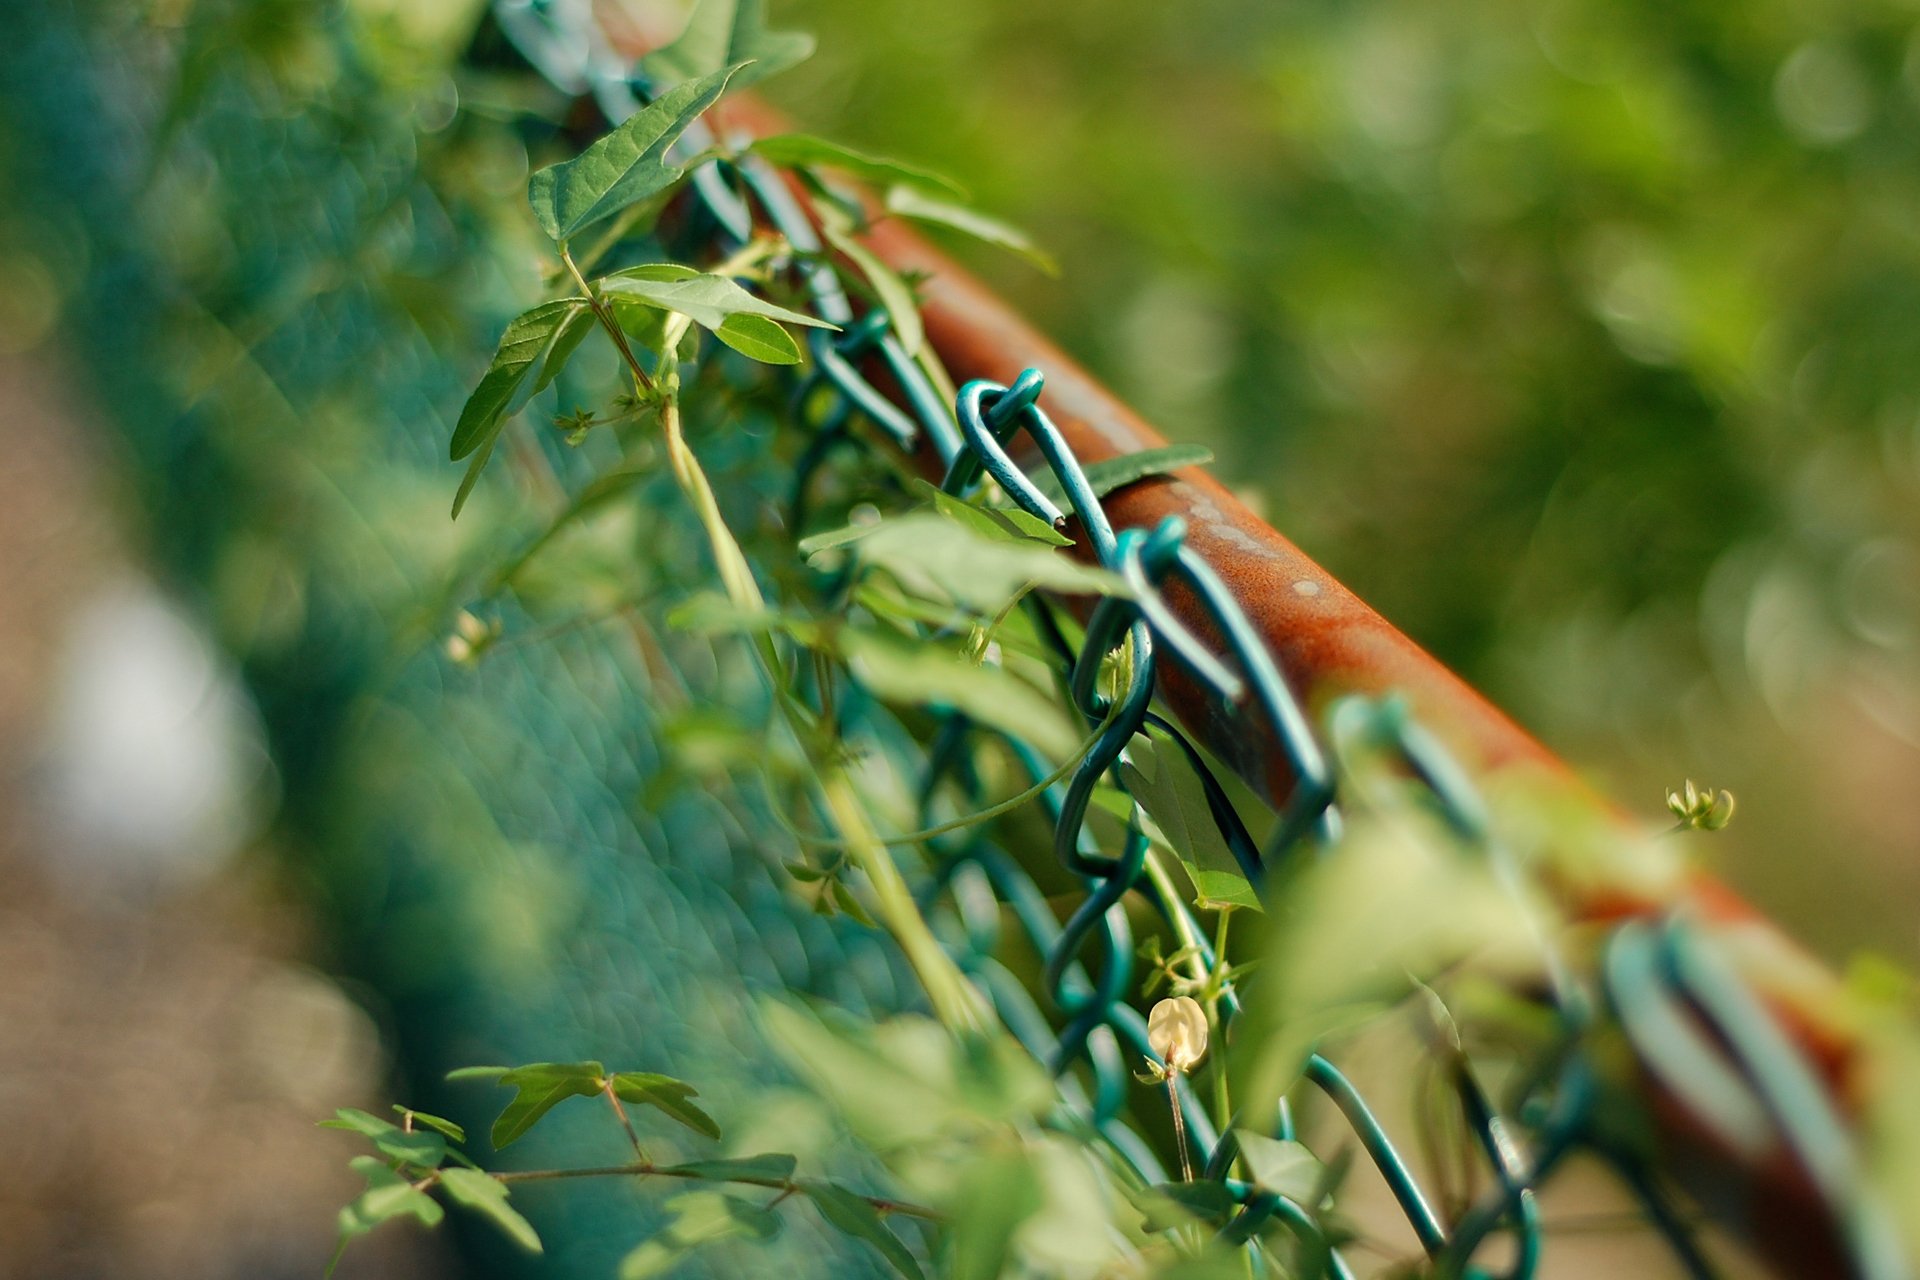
[1147,996,1208,1074]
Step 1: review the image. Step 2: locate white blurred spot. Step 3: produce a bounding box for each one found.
[1345,18,1443,149]
[1841,537,1919,650]
[1580,227,1681,365]
[1743,564,1827,722]
[1775,41,1873,146]
[35,579,273,895]
[1116,274,1233,414]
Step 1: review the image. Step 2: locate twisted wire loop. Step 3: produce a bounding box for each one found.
[488,6,1900,1276]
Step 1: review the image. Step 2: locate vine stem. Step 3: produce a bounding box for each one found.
[1166,1071,1193,1181]
[561,245,653,396]
[492,1162,941,1221]
[562,236,983,1036]
[603,1079,648,1161]
[658,374,981,1033]
[1209,907,1234,1133]
[778,693,1124,850]
[820,769,986,1034]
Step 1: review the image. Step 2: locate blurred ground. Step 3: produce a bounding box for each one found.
[0,353,447,1280]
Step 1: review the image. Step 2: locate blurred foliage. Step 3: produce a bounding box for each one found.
[766,0,1920,960]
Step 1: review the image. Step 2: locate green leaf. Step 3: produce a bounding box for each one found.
[796,522,874,555]
[802,1181,925,1280]
[320,1107,394,1137]
[1121,735,1260,912]
[606,291,672,351]
[664,592,819,644]
[884,186,1058,275]
[1235,1132,1323,1204]
[621,1191,781,1280]
[375,1128,447,1168]
[1025,443,1214,512]
[819,203,924,356]
[908,479,1073,546]
[829,877,878,928]
[750,134,965,198]
[663,1153,798,1184]
[947,1152,1040,1280]
[765,1006,1055,1149]
[638,0,813,93]
[1233,808,1532,1124]
[321,1107,448,1168]
[610,1071,722,1140]
[445,1065,511,1082]
[537,305,596,392]
[713,312,802,364]
[527,65,740,242]
[482,1061,606,1149]
[450,298,591,461]
[1133,1180,1236,1233]
[394,1107,466,1144]
[811,510,1125,616]
[599,265,837,335]
[329,1155,444,1274]
[838,627,1081,761]
[450,433,497,520]
[439,1168,543,1253]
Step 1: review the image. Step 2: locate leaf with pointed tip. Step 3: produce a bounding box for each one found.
[321,1107,449,1168]
[611,1071,721,1140]
[320,1107,394,1137]
[819,204,923,356]
[620,1191,781,1280]
[485,1061,606,1149]
[439,1168,542,1253]
[1121,735,1259,913]
[663,1153,798,1184]
[838,626,1081,762]
[599,266,836,334]
[394,1107,466,1144]
[328,1156,444,1276]
[527,66,739,242]
[751,134,964,198]
[537,305,595,392]
[639,0,813,93]
[802,1180,924,1280]
[884,186,1057,275]
[714,312,801,364]
[1235,1132,1324,1204]
[450,298,591,462]
[1134,1179,1236,1234]
[446,1065,510,1082]
[907,480,1073,547]
[809,510,1125,614]
[1024,443,1214,512]
[450,434,497,520]
[947,1151,1039,1280]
